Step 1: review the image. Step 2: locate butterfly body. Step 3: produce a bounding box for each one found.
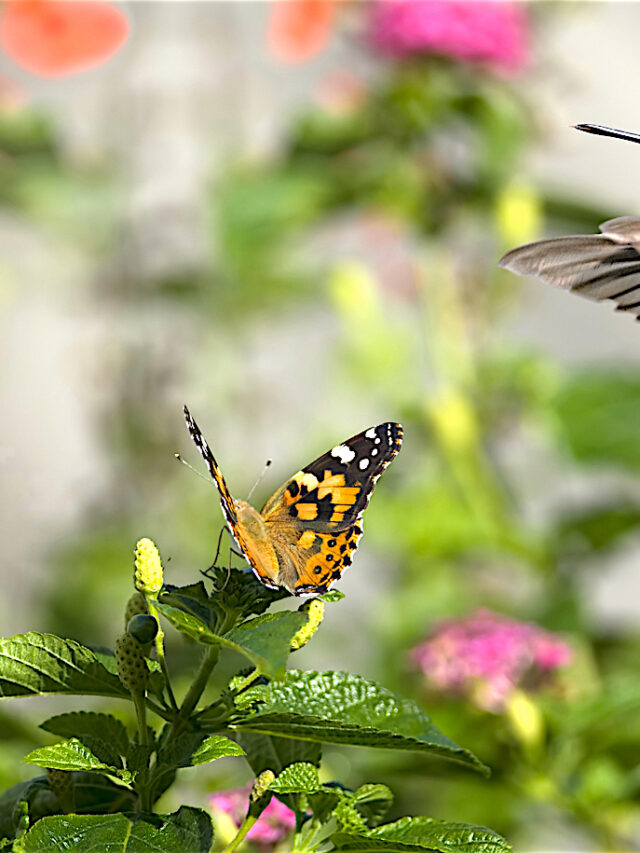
[184,406,402,595]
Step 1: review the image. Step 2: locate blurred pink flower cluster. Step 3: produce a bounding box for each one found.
[370,0,529,74]
[411,609,572,712]
[209,785,296,851]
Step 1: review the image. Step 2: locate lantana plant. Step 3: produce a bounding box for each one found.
[0,535,511,851]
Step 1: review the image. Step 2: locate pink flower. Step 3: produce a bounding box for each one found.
[369,1,530,74]
[411,609,572,712]
[210,785,296,851]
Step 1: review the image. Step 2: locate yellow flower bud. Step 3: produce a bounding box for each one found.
[251,770,276,802]
[495,180,542,248]
[290,598,325,651]
[115,632,149,694]
[329,261,380,326]
[428,388,477,454]
[505,689,544,750]
[134,538,163,597]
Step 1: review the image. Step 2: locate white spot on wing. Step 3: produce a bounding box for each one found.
[371,448,378,456]
[365,428,377,439]
[358,458,370,470]
[331,444,356,464]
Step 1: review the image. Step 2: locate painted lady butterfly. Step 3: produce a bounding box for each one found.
[183,406,403,596]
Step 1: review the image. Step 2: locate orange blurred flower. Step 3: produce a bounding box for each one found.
[267,0,337,64]
[0,0,129,77]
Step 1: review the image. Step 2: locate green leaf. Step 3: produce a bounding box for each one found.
[234,731,322,777]
[554,371,640,471]
[157,604,305,679]
[0,634,128,700]
[190,569,289,619]
[224,612,307,678]
[332,817,512,852]
[552,502,640,561]
[269,762,321,794]
[190,735,245,766]
[21,806,213,853]
[150,734,244,804]
[352,785,393,826]
[40,712,128,769]
[229,670,487,774]
[24,739,132,784]
[320,590,345,603]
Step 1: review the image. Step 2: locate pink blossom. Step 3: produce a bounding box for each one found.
[369,1,530,74]
[209,785,296,850]
[411,609,572,712]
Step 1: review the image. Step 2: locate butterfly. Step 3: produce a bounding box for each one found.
[183,406,403,595]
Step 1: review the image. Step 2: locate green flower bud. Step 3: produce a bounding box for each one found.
[115,632,149,693]
[127,614,158,646]
[290,598,325,651]
[47,768,74,812]
[134,538,163,597]
[333,798,367,832]
[47,768,72,796]
[124,591,149,628]
[251,770,276,802]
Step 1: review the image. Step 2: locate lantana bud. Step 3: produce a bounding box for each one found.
[124,591,148,627]
[290,598,325,651]
[251,770,276,802]
[115,632,149,693]
[134,538,163,596]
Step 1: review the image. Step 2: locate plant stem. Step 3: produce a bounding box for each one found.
[176,645,220,730]
[147,597,178,711]
[221,815,257,853]
[132,690,148,747]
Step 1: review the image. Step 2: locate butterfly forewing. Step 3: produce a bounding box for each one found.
[261,422,403,530]
[182,406,258,563]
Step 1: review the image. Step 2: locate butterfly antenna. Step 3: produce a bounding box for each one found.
[246,458,272,502]
[174,452,214,485]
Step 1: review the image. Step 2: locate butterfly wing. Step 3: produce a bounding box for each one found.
[499,217,640,318]
[183,406,275,584]
[261,422,403,594]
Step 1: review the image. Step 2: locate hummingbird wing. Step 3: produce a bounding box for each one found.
[499,216,640,318]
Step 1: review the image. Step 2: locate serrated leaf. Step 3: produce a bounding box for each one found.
[20,806,213,853]
[40,712,128,769]
[197,568,289,618]
[157,604,305,679]
[0,634,127,699]
[332,817,512,853]
[230,670,487,774]
[24,739,132,784]
[353,784,393,826]
[269,762,321,794]
[191,735,245,766]
[234,731,322,777]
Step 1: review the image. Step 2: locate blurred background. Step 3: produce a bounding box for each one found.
[3,2,640,850]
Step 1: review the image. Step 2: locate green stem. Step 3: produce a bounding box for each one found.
[175,645,220,734]
[147,598,178,711]
[132,690,148,747]
[221,815,257,853]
